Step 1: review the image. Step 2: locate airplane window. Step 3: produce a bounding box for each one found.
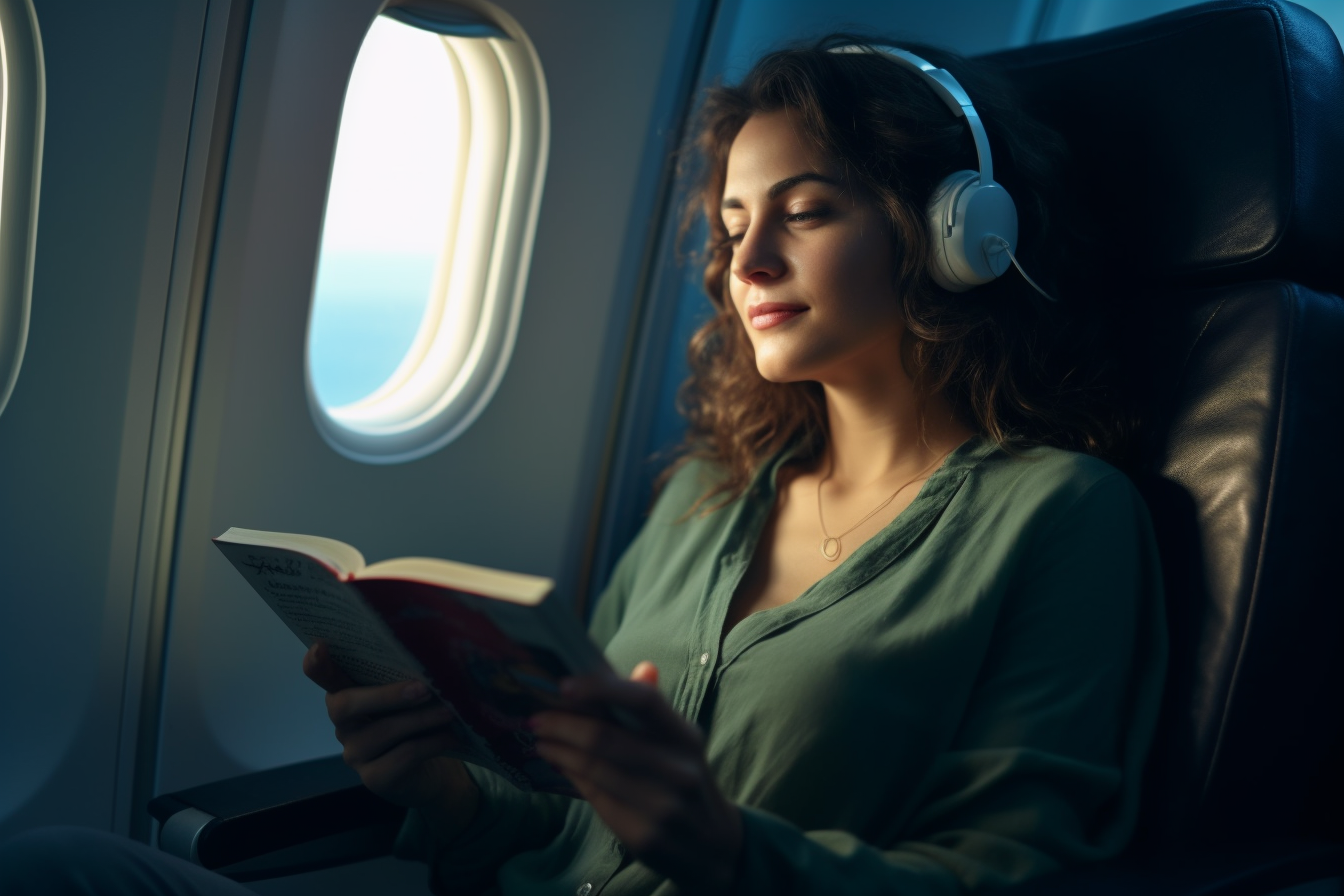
[306,6,548,464]
[307,17,460,412]
[0,0,43,422]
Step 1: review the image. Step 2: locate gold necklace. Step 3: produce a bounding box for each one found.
[816,450,951,561]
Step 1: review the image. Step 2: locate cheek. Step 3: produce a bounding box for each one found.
[834,238,899,313]
[837,235,894,287]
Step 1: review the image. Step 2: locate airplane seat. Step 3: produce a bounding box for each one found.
[973,0,1344,891]
[149,0,1344,891]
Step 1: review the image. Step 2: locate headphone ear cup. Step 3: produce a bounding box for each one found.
[926,170,1019,292]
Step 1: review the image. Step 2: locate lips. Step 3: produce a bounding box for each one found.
[747,302,808,330]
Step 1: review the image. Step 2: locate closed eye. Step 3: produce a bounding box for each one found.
[719,207,830,251]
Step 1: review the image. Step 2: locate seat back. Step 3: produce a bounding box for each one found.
[985,0,1344,849]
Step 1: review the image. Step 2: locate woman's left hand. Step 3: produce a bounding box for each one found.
[530,661,743,894]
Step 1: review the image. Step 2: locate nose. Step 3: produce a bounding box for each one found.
[730,223,784,285]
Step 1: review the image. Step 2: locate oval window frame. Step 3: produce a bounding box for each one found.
[0,0,43,422]
[305,0,548,464]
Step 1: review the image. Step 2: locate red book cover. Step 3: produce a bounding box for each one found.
[354,578,578,795]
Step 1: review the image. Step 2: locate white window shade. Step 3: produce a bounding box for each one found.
[306,5,548,464]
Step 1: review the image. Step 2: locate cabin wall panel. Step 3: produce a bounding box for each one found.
[155,0,699,820]
[717,0,1046,77]
[0,0,209,835]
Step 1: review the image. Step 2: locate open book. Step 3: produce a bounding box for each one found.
[214,527,609,796]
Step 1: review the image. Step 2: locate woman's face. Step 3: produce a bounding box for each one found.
[721,109,905,385]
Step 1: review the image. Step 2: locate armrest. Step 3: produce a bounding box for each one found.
[148,754,406,882]
[1001,839,1343,896]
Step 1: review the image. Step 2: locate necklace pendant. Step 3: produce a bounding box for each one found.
[820,537,841,561]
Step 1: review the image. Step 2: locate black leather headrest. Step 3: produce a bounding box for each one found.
[981,0,1344,298]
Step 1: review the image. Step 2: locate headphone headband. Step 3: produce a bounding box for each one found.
[825,43,1019,293]
[827,45,994,185]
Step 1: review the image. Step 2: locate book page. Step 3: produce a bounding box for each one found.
[214,539,420,687]
[215,538,525,782]
[215,527,366,578]
[359,556,552,606]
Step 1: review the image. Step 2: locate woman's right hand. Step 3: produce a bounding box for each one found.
[302,643,480,837]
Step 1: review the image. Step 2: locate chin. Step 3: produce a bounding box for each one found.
[753,356,812,384]
[751,339,834,383]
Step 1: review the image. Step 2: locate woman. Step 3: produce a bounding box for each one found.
[0,36,1165,896]
[317,35,1166,896]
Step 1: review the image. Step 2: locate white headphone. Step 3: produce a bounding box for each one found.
[828,45,1019,293]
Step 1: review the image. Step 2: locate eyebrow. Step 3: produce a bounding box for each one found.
[721,172,843,210]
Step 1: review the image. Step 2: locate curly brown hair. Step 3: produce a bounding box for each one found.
[669,35,1130,510]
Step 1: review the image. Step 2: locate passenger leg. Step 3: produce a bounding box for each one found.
[0,826,256,895]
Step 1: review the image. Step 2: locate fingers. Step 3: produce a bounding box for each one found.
[301,642,359,693]
[337,700,458,765]
[528,660,743,888]
[325,677,434,726]
[534,712,735,876]
[536,727,703,802]
[357,732,462,796]
[302,643,474,813]
[531,661,705,794]
[304,643,437,743]
[533,710,694,780]
[630,661,659,686]
[560,667,697,749]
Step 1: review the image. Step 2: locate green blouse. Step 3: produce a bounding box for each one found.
[396,437,1168,895]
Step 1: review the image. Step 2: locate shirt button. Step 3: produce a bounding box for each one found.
[577,884,592,896]
[699,652,709,666]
